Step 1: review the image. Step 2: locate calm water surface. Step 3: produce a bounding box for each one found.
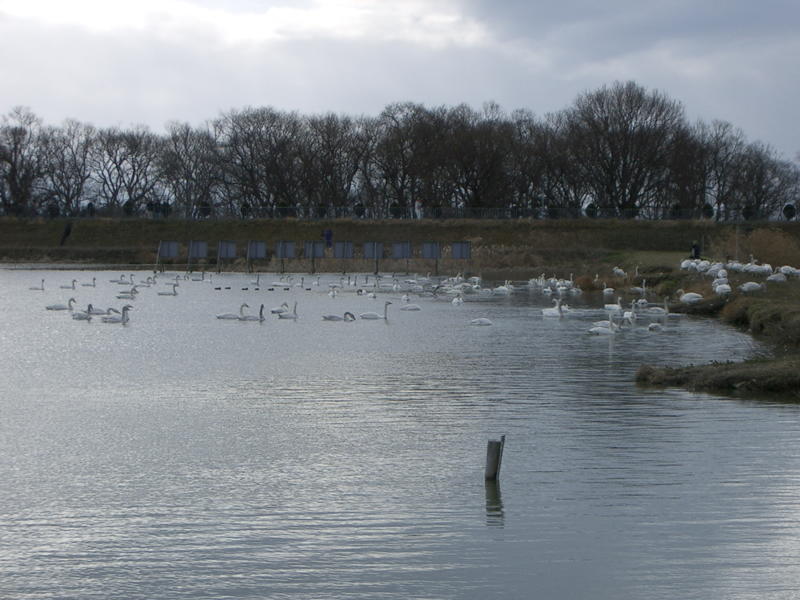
[2,269,799,599]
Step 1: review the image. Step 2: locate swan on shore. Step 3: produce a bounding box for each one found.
[361,301,391,320]
[217,303,249,319]
[675,289,703,303]
[46,297,77,311]
[739,281,766,294]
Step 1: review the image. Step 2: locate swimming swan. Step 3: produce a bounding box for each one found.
[157,284,179,296]
[271,302,289,314]
[277,301,298,320]
[29,279,45,291]
[72,304,93,321]
[101,305,132,324]
[46,297,77,311]
[239,304,266,321]
[322,311,356,322]
[361,301,391,320]
[542,298,564,318]
[470,318,493,326]
[217,303,249,319]
[60,279,77,290]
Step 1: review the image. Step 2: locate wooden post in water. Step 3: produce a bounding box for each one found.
[485,435,505,480]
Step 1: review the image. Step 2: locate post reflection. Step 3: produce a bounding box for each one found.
[485,479,504,527]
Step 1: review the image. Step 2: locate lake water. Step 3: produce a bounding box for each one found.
[2,269,799,599]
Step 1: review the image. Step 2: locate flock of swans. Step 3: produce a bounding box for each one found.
[32,270,504,328]
[36,256,796,335]
[677,254,799,303]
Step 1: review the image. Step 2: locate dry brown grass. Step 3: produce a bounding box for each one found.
[709,226,800,267]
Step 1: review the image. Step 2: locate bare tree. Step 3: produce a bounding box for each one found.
[733,141,800,219]
[214,107,304,217]
[91,125,163,216]
[159,122,223,218]
[698,120,748,221]
[0,107,45,214]
[39,119,96,216]
[566,81,686,217]
[299,113,369,217]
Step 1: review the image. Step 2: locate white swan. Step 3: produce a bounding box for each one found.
[271,302,289,314]
[72,304,93,320]
[361,301,391,320]
[739,281,765,294]
[116,286,139,300]
[88,305,116,315]
[101,305,132,324]
[589,312,617,335]
[217,303,249,320]
[29,279,45,291]
[451,293,463,306]
[81,277,97,287]
[60,279,77,290]
[46,297,77,311]
[648,322,663,332]
[470,317,493,326]
[622,301,637,325]
[157,284,179,296]
[542,298,565,318]
[249,274,261,286]
[322,311,356,322]
[239,304,266,321]
[604,297,623,312]
[675,289,703,303]
[401,301,422,311]
[277,301,299,320]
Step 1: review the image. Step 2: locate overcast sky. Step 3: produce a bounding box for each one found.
[1,0,797,160]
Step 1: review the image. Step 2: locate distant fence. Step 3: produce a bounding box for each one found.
[4,202,796,222]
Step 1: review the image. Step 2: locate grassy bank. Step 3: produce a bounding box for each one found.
[635,270,800,398]
[4,216,800,279]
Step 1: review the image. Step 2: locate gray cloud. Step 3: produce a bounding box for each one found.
[0,1,797,159]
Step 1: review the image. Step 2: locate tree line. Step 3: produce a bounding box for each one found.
[1,80,798,221]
